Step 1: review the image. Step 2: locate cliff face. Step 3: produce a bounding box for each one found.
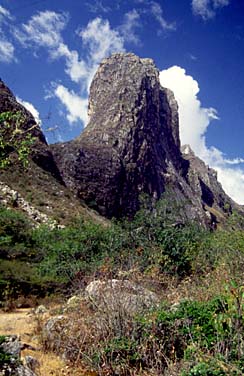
[52,53,189,218]
[181,145,240,224]
[51,53,241,225]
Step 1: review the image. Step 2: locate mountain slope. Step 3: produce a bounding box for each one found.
[0,79,107,225]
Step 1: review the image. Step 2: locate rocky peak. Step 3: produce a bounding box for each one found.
[52,53,188,218]
[51,53,242,224]
[84,53,181,160]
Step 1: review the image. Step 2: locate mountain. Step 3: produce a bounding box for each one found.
[51,53,241,227]
[0,54,242,227]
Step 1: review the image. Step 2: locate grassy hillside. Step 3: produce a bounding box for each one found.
[1,196,244,374]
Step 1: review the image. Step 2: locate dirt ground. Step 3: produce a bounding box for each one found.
[0,308,93,376]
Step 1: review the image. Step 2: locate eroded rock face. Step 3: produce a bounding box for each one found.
[181,145,240,224]
[51,53,243,225]
[51,53,189,218]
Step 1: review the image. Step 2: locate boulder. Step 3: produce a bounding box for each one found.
[0,335,37,376]
[85,279,159,315]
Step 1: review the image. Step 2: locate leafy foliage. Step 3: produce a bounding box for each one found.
[0,110,36,168]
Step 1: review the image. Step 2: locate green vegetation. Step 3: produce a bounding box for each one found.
[0,110,36,168]
[1,197,244,374]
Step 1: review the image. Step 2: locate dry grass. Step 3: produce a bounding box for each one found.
[0,307,91,375]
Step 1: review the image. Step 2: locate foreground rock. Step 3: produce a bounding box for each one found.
[0,335,37,376]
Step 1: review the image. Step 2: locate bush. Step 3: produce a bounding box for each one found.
[0,205,33,259]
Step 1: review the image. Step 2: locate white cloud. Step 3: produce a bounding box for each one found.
[119,9,141,45]
[0,39,15,63]
[216,167,244,205]
[160,66,244,204]
[86,0,111,13]
[224,157,244,165]
[150,1,176,31]
[160,66,218,157]
[0,5,11,18]
[135,0,176,32]
[14,10,68,48]
[17,96,41,125]
[54,85,88,125]
[54,17,125,124]
[16,12,126,126]
[80,17,124,66]
[192,0,230,20]
[51,43,89,84]
[0,5,15,63]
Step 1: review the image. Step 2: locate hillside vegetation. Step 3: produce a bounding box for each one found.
[1,196,244,375]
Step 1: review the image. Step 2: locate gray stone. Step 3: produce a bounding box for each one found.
[42,315,68,352]
[25,356,40,373]
[0,335,21,358]
[0,335,37,376]
[85,279,159,314]
[34,305,48,315]
[66,295,83,309]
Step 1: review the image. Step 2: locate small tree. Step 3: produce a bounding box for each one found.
[0,110,37,168]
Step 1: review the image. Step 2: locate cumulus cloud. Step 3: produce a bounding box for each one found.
[17,97,42,125]
[79,17,124,68]
[54,85,88,125]
[192,0,230,20]
[160,66,244,204]
[160,66,218,157]
[0,5,15,63]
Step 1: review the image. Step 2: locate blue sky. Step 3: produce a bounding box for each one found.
[0,0,244,203]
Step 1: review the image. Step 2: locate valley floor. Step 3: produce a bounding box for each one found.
[0,308,92,376]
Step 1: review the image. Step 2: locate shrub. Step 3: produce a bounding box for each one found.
[0,110,36,168]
